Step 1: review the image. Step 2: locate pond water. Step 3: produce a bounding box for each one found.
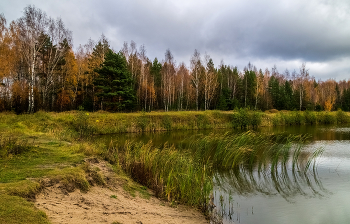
[96,125,350,224]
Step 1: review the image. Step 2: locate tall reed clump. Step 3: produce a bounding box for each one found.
[185,131,308,171]
[118,141,213,210]
[117,131,317,213]
[232,108,262,129]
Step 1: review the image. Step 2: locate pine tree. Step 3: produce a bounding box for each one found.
[94,49,136,111]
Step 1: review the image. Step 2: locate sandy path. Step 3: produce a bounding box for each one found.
[35,160,208,224]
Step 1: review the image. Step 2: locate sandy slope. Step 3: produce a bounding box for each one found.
[35,160,208,224]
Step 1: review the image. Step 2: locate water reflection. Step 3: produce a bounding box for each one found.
[93,125,350,224]
[258,124,350,141]
[212,139,350,224]
[213,144,325,200]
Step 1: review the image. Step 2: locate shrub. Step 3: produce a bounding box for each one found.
[251,111,262,128]
[336,109,349,124]
[304,110,317,124]
[232,108,262,129]
[317,112,336,124]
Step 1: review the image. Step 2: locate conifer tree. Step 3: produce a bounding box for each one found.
[94,49,136,111]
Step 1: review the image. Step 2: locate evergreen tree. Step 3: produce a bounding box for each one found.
[94,49,136,111]
[242,69,256,108]
[268,76,280,109]
[284,80,293,110]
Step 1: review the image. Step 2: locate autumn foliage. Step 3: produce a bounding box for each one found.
[0,6,349,113]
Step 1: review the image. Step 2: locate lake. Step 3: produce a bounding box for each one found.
[96,124,350,224]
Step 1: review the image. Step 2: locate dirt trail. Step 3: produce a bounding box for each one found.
[35,160,208,224]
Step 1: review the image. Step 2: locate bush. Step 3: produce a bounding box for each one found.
[304,110,317,124]
[251,111,262,128]
[336,109,349,124]
[232,108,262,129]
[317,112,336,124]
[272,113,283,126]
[282,111,304,126]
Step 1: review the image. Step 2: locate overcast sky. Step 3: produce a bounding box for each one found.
[1,0,350,80]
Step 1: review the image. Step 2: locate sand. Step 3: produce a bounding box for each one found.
[35,159,208,224]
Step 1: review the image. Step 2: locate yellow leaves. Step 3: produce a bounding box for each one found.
[324,99,333,112]
[319,80,337,111]
[63,49,78,86]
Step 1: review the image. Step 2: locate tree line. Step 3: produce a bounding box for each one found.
[0,6,349,113]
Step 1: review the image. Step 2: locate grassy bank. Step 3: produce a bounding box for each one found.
[267,109,350,126]
[0,110,334,223]
[1,110,349,140]
[0,112,152,224]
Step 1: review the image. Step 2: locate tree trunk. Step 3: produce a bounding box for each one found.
[28,51,35,113]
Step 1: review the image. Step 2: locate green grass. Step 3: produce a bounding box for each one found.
[0,112,105,224]
[269,110,350,126]
[0,143,84,183]
[0,110,330,223]
[0,180,41,198]
[0,194,50,224]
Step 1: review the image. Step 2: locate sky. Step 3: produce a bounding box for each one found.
[1,0,350,80]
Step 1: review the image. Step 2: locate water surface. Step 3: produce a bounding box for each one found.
[96,124,350,224]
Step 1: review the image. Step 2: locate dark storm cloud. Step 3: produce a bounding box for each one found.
[203,0,350,62]
[1,0,350,79]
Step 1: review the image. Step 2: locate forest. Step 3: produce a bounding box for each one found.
[1,5,350,114]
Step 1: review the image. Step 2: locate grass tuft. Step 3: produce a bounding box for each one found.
[0,194,50,224]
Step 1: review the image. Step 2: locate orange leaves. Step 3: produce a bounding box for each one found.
[316,80,337,111]
[324,100,333,111]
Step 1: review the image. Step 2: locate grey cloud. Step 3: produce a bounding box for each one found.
[1,0,350,79]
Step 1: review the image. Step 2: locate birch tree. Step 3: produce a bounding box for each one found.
[16,5,49,113]
[190,49,201,111]
[298,63,309,111]
[40,18,72,109]
[204,54,218,110]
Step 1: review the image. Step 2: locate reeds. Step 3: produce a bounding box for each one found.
[118,141,213,209]
[271,110,350,126]
[116,131,321,212]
